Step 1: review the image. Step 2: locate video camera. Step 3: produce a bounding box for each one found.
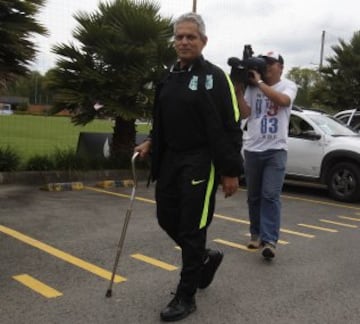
[227,45,267,87]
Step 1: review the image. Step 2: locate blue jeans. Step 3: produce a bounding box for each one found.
[244,149,287,245]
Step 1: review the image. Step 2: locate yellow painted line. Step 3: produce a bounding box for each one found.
[13,274,62,298]
[280,194,360,210]
[131,253,178,271]
[338,216,360,222]
[242,186,360,210]
[275,239,289,245]
[214,213,249,224]
[84,186,155,204]
[298,224,338,233]
[320,219,358,228]
[0,225,125,283]
[280,228,315,238]
[213,239,256,252]
[84,186,329,239]
[244,233,289,245]
[215,214,312,238]
[87,185,360,211]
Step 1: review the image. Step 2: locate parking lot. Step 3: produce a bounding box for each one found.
[1,181,360,324]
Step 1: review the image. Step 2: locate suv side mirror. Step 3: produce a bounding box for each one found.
[302,130,321,140]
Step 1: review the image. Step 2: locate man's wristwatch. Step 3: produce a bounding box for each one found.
[257,80,264,85]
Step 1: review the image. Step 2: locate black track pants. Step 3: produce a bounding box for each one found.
[155,149,219,297]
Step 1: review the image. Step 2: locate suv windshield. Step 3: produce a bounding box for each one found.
[308,114,356,136]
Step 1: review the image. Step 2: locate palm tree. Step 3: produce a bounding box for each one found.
[0,0,48,90]
[313,31,360,110]
[49,0,176,165]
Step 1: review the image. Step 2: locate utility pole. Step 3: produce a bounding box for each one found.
[34,74,38,104]
[319,30,325,70]
[192,0,197,13]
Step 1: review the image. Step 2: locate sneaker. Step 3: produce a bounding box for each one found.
[160,293,196,322]
[247,236,261,249]
[261,243,276,259]
[198,249,224,289]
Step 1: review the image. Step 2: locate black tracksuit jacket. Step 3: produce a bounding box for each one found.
[150,55,242,180]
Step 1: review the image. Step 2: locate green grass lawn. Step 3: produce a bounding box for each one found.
[0,114,150,161]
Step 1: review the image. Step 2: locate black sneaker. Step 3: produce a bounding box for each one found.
[198,249,224,289]
[261,243,276,259]
[160,293,196,322]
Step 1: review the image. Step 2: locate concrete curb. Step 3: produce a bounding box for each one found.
[41,182,84,192]
[95,179,134,188]
[40,178,136,192]
[0,169,149,186]
[40,179,136,191]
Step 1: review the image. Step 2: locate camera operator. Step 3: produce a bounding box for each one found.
[235,51,298,260]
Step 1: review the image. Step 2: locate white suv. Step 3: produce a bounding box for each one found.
[333,108,360,132]
[241,107,360,202]
[286,107,360,202]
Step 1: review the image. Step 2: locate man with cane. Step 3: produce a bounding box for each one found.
[135,12,242,322]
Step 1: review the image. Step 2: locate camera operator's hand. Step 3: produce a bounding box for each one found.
[233,80,245,97]
[234,79,252,119]
[248,69,262,86]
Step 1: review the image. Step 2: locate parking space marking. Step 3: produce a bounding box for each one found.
[280,194,360,210]
[275,239,288,245]
[13,274,62,298]
[213,239,256,252]
[85,187,360,251]
[0,225,126,283]
[319,219,358,228]
[85,186,155,204]
[214,213,249,224]
[131,253,178,271]
[338,215,360,222]
[244,233,289,245]
[279,228,315,238]
[87,186,360,212]
[298,224,338,233]
[85,188,319,241]
[207,214,314,239]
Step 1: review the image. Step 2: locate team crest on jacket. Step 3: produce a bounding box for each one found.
[205,75,213,90]
[188,75,198,90]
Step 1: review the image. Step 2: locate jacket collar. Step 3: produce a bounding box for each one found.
[171,55,206,73]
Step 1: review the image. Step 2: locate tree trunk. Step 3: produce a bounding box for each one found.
[111,116,136,168]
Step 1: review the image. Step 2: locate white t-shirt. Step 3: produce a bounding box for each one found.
[243,78,297,152]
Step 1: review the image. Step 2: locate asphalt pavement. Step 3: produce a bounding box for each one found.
[1,181,360,324]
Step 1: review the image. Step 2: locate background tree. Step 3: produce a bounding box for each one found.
[0,0,48,90]
[286,67,321,108]
[311,30,360,111]
[4,71,53,105]
[48,0,176,165]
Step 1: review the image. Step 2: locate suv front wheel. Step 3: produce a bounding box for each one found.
[327,162,360,202]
